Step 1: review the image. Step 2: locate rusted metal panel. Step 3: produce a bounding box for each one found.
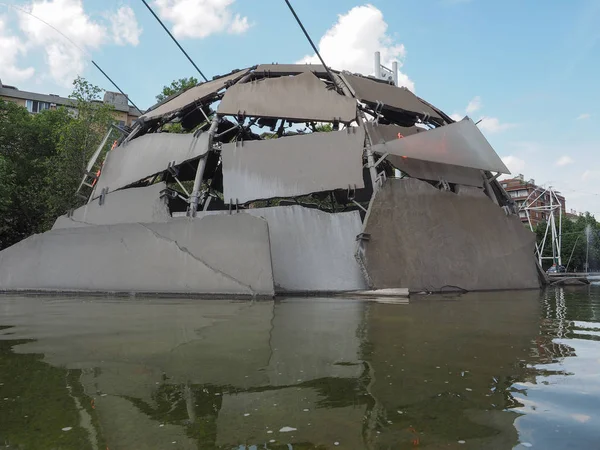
[217,72,357,123]
[255,63,328,76]
[370,118,510,174]
[94,132,209,194]
[53,183,170,229]
[340,73,443,121]
[221,128,365,203]
[141,69,250,121]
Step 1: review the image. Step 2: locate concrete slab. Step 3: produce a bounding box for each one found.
[217,72,357,123]
[140,69,250,121]
[390,156,485,188]
[244,206,366,292]
[221,128,365,203]
[357,178,540,292]
[188,206,366,292]
[0,215,274,296]
[94,132,209,194]
[52,183,170,229]
[341,73,443,121]
[370,118,510,174]
[255,63,328,76]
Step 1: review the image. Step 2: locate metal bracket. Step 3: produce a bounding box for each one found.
[98,187,108,206]
[374,101,384,124]
[373,152,389,168]
[436,179,451,191]
[347,184,356,201]
[356,232,371,242]
[375,170,387,188]
[166,161,179,177]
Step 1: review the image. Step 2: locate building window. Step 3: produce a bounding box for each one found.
[519,211,527,218]
[502,183,508,188]
[25,100,50,113]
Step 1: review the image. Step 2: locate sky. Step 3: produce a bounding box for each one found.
[1,0,600,215]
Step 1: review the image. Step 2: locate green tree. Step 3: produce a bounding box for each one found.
[0,77,116,250]
[43,77,115,222]
[155,77,198,102]
[534,212,600,271]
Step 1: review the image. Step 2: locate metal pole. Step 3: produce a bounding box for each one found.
[557,192,563,265]
[565,235,580,273]
[392,61,398,86]
[91,61,141,112]
[283,0,340,89]
[357,112,380,194]
[189,115,219,216]
[139,0,208,82]
[374,51,381,79]
[586,227,590,273]
[549,192,557,265]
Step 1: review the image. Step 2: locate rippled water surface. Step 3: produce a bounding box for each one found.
[0,287,599,449]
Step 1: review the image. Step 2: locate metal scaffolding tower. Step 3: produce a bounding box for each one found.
[521,186,563,267]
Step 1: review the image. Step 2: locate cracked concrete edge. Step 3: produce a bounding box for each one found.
[137,223,256,297]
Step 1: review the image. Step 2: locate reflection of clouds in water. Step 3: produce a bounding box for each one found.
[512,287,600,449]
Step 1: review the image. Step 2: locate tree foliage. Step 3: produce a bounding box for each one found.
[534,213,600,272]
[155,77,199,102]
[0,77,115,250]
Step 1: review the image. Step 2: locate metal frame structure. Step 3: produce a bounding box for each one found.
[374,51,399,86]
[521,186,563,266]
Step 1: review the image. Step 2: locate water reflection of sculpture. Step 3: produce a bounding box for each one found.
[1,291,586,449]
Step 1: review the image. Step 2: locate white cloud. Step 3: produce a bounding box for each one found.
[555,155,574,167]
[582,170,600,182]
[229,14,249,34]
[153,0,250,39]
[502,155,525,175]
[576,113,591,120]
[465,95,481,114]
[13,0,143,87]
[0,16,35,84]
[110,6,142,46]
[451,96,515,132]
[297,5,415,92]
[478,117,517,133]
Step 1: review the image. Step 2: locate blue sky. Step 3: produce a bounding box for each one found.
[1,0,600,214]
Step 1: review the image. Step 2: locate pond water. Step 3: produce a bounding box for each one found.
[0,287,599,449]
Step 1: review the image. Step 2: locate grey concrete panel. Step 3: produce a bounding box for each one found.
[370,118,510,174]
[239,206,366,292]
[389,156,485,187]
[455,184,488,198]
[341,73,443,120]
[94,132,209,194]
[52,183,170,230]
[221,128,365,203]
[366,122,484,186]
[357,178,540,291]
[217,72,357,123]
[140,69,250,121]
[0,215,274,296]
[365,121,424,145]
[255,63,328,76]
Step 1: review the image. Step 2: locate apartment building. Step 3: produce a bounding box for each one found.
[501,175,566,227]
[0,79,141,126]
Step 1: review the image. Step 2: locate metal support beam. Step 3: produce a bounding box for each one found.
[189,115,219,216]
[357,114,380,194]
